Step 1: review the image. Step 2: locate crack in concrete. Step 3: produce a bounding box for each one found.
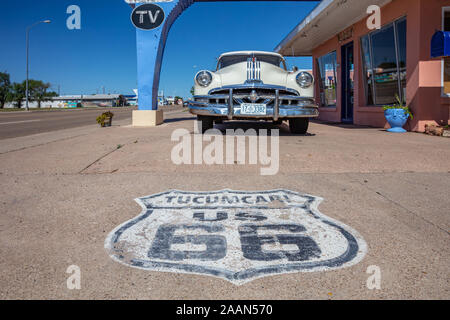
[352,177,450,236]
[78,146,124,174]
[1,171,449,178]
[0,133,90,155]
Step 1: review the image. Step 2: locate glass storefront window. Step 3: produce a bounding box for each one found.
[360,17,407,105]
[361,35,374,105]
[396,19,407,102]
[444,9,450,95]
[317,51,337,107]
[444,58,450,95]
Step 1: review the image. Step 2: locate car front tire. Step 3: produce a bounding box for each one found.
[289,118,309,134]
[196,116,214,133]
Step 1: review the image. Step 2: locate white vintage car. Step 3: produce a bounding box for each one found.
[188,51,319,134]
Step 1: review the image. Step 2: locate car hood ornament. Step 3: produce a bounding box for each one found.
[249,89,259,102]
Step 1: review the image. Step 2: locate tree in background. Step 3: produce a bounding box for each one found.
[174,96,183,105]
[0,72,11,109]
[28,80,58,108]
[190,86,195,97]
[9,82,26,108]
[117,95,127,107]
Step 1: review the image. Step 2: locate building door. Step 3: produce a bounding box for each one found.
[341,42,354,123]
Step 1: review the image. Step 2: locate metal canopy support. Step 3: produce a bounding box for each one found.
[136,0,195,110]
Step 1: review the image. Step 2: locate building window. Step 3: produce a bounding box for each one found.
[361,17,407,105]
[443,8,450,96]
[317,51,337,107]
[361,36,374,105]
[396,19,407,101]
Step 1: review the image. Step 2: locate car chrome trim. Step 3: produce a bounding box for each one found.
[208,84,299,96]
[247,57,261,83]
[274,89,280,122]
[187,98,319,119]
[228,88,233,120]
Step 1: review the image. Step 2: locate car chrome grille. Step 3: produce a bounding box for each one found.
[206,88,303,107]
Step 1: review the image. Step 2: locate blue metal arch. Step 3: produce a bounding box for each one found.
[132,0,316,110]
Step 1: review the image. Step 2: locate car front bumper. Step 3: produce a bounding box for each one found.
[187,89,319,120]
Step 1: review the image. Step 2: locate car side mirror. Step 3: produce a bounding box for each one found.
[292,66,299,72]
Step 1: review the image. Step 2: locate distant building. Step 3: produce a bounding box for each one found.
[166,96,175,105]
[128,89,138,106]
[123,95,137,106]
[5,94,128,109]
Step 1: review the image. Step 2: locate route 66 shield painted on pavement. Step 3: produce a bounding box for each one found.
[105,189,367,285]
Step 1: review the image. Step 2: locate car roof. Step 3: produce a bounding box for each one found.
[218,51,284,59]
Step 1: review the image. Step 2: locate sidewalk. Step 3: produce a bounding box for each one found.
[0,111,449,299]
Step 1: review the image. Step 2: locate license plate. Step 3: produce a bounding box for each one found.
[240,103,267,115]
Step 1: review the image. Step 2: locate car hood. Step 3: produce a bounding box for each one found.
[214,61,289,87]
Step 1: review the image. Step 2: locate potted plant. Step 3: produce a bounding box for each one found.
[96,111,114,127]
[383,94,413,133]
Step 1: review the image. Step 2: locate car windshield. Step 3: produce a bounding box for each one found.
[217,54,286,70]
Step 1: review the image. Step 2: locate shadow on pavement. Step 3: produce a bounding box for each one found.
[164,116,196,123]
[312,120,379,130]
[162,115,317,136]
[211,121,315,137]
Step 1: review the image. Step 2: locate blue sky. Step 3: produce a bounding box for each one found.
[0,0,318,98]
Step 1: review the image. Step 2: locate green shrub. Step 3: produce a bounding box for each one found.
[96,111,114,126]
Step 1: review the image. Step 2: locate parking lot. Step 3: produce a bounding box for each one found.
[0,110,449,299]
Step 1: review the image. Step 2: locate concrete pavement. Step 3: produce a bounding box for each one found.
[0,110,449,299]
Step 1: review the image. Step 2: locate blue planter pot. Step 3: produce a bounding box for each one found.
[384,108,409,133]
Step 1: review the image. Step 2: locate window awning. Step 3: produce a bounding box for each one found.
[431,31,450,58]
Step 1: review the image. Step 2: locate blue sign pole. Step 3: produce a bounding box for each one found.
[135,1,193,110]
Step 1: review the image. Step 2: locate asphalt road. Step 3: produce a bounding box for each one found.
[0,107,135,140]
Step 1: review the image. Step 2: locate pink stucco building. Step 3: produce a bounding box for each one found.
[276,0,450,132]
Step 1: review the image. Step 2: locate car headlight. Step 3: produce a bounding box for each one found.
[196,71,213,87]
[296,71,313,88]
